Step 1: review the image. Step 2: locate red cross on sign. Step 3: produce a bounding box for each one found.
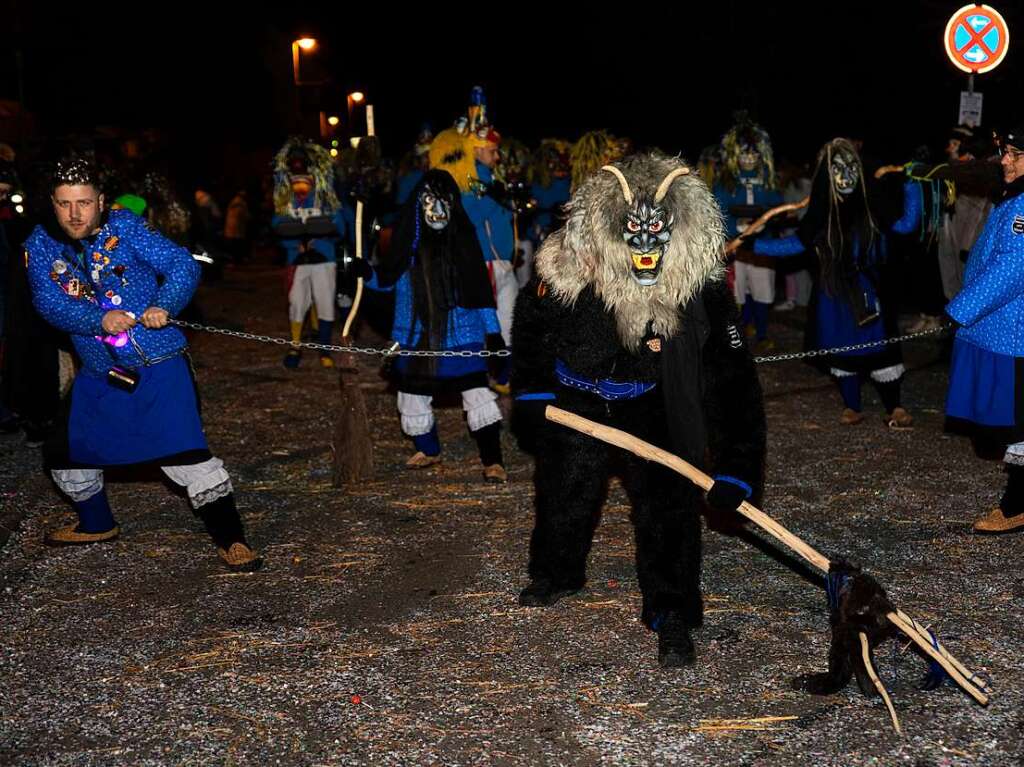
[944,4,1010,74]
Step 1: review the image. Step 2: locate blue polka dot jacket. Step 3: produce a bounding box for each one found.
[25,209,200,375]
[947,184,1024,357]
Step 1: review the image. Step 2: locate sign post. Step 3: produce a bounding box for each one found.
[944,4,1010,127]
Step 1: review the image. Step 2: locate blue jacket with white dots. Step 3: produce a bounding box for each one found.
[946,187,1024,357]
[25,209,199,375]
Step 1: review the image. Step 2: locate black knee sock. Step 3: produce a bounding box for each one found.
[1000,464,1024,518]
[471,421,503,467]
[198,492,248,549]
[872,378,902,413]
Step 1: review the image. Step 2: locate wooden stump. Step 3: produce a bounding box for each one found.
[332,368,374,486]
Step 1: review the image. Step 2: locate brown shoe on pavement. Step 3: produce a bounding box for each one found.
[217,542,264,571]
[406,451,442,469]
[972,507,1024,534]
[840,408,864,425]
[483,464,508,484]
[885,407,913,430]
[44,524,120,547]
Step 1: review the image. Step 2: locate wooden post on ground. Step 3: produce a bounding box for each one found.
[332,104,376,486]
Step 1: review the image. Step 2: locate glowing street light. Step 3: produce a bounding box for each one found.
[347,91,366,126]
[291,37,319,86]
[327,115,340,126]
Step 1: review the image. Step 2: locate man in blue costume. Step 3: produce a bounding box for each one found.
[453,89,517,385]
[26,158,261,570]
[945,123,1024,534]
[352,169,507,483]
[272,138,347,369]
[713,115,784,355]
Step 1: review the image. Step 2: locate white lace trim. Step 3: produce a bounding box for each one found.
[51,469,103,502]
[1005,442,1024,466]
[869,364,905,383]
[462,387,502,432]
[191,479,233,508]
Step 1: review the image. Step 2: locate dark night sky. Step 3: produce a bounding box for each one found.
[2,2,1022,189]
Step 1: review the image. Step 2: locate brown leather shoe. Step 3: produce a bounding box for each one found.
[885,407,913,430]
[217,542,264,571]
[44,524,120,547]
[972,507,1024,534]
[840,408,864,425]
[406,451,442,469]
[482,464,508,483]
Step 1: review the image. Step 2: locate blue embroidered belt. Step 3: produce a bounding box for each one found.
[554,359,657,401]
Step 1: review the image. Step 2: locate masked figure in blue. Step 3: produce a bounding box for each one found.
[741,138,921,427]
[714,116,784,354]
[353,169,508,483]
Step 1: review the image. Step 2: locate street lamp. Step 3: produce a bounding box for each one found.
[327,115,340,126]
[347,91,365,130]
[291,37,318,85]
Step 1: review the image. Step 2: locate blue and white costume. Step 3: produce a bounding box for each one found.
[945,179,1024,453]
[26,210,236,528]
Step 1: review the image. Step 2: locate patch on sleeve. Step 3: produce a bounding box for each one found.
[1013,215,1024,235]
[726,323,743,349]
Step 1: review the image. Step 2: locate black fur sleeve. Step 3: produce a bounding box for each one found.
[701,280,767,498]
[510,277,559,396]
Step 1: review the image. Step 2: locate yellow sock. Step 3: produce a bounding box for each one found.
[290,321,303,345]
[309,307,319,333]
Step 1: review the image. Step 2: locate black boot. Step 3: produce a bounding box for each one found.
[198,493,263,572]
[518,578,581,607]
[656,612,696,668]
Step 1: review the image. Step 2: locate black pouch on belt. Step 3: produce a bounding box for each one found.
[107,366,140,392]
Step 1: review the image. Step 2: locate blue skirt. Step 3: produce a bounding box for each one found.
[946,338,1018,428]
[69,354,208,466]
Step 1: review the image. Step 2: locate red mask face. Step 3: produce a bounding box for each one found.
[290,175,313,204]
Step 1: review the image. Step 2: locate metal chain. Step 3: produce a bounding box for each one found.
[752,324,951,364]
[168,319,511,357]
[169,319,950,363]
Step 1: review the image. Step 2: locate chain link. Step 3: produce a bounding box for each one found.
[170,319,950,363]
[168,319,511,357]
[752,324,951,364]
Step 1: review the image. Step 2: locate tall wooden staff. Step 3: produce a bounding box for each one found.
[332,105,375,485]
[545,406,990,708]
[723,197,809,256]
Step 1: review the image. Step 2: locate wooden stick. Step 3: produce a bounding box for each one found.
[873,164,905,179]
[859,632,902,735]
[892,607,985,693]
[724,197,809,256]
[342,105,374,340]
[886,612,987,706]
[544,405,990,706]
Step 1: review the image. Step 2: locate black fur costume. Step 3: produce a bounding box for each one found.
[511,153,766,663]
